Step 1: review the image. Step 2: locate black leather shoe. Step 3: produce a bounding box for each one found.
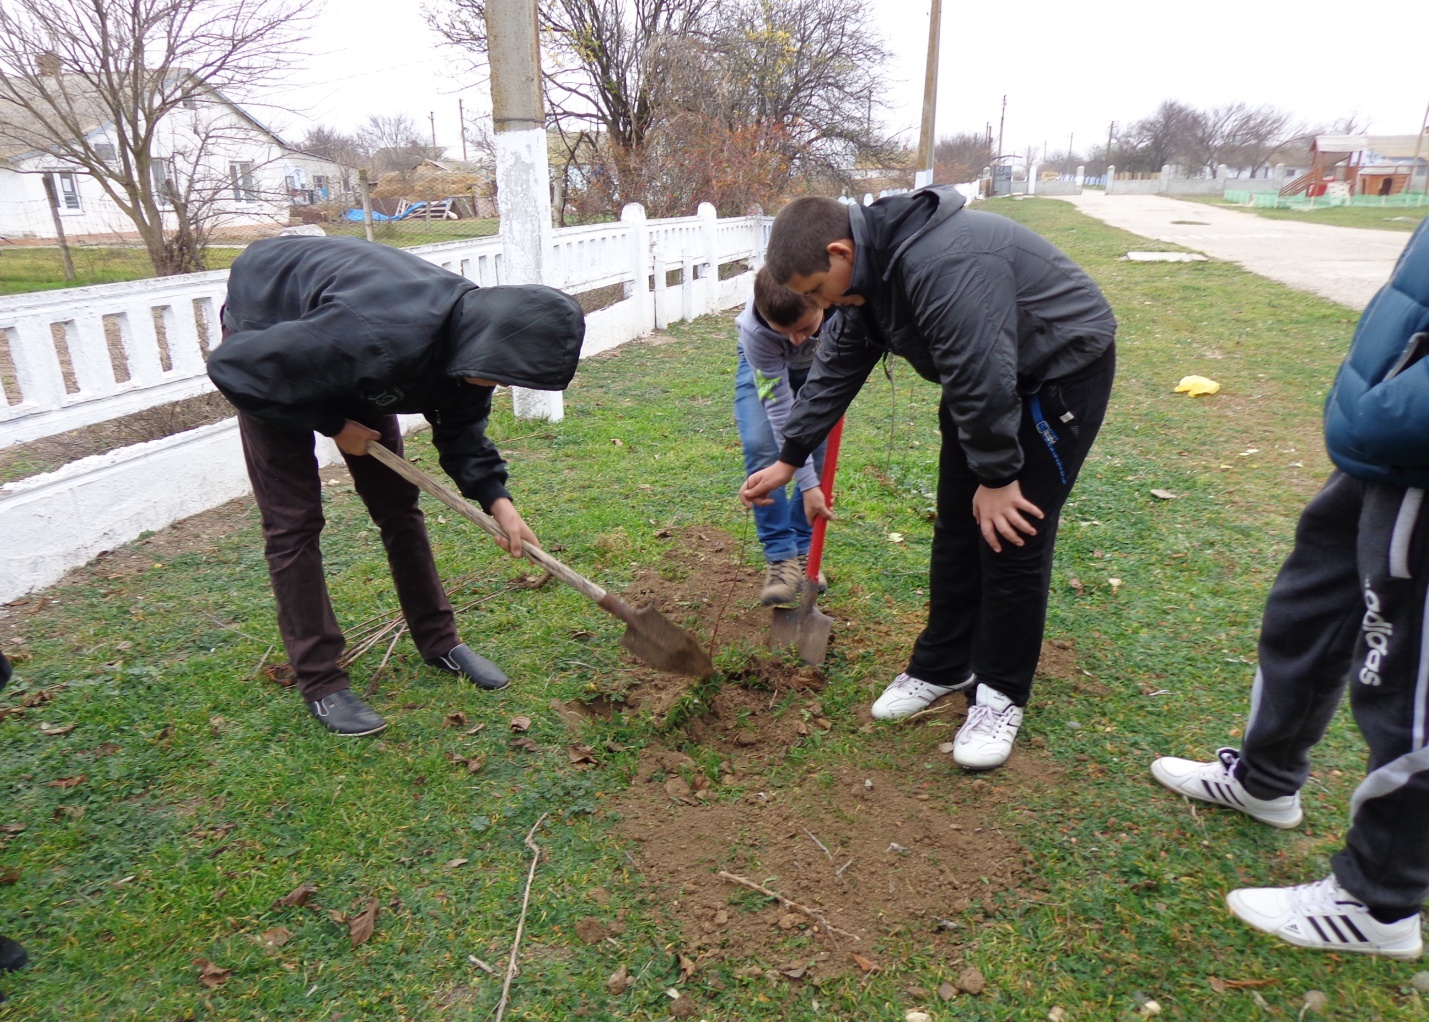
[306,689,387,736]
[427,643,509,691]
[0,936,27,972]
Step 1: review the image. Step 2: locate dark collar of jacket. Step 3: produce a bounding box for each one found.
[847,186,968,300]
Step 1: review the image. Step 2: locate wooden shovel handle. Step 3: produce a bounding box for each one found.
[363,441,609,603]
[804,417,843,580]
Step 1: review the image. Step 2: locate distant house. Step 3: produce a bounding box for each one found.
[0,77,354,241]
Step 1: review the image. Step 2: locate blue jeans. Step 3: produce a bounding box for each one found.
[734,351,825,563]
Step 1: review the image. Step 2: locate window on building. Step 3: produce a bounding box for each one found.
[47,172,81,211]
[151,158,174,206]
[313,174,329,198]
[230,161,256,202]
[93,142,116,161]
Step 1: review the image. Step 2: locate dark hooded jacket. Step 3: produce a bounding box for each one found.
[779,186,1116,485]
[208,236,585,510]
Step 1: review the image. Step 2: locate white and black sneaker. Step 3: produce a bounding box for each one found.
[870,672,974,721]
[1227,875,1423,960]
[951,683,1023,771]
[1150,747,1303,829]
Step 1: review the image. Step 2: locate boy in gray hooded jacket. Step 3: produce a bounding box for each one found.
[209,236,584,736]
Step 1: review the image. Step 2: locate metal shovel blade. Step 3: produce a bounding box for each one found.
[769,584,835,665]
[614,601,715,678]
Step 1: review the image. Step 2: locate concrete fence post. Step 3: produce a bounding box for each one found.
[698,201,720,315]
[1105,165,1116,194]
[681,254,696,323]
[652,245,668,331]
[1160,164,1172,194]
[1075,165,1085,188]
[1028,164,1038,196]
[621,202,653,336]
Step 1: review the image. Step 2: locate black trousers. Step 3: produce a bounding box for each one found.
[906,344,1115,705]
[1237,472,1429,912]
[238,412,459,702]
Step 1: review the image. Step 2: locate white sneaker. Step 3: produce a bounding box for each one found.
[870,672,970,721]
[1227,875,1424,960]
[951,683,1023,770]
[1150,748,1303,829]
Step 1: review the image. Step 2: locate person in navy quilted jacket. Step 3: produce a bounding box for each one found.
[1150,219,1429,960]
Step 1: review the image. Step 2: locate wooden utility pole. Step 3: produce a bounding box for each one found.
[1106,121,1115,170]
[914,0,943,189]
[40,174,76,281]
[485,0,559,420]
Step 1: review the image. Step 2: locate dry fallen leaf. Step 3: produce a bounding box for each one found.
[851,952,879,973]
[0,867,21,885]
[509,715,532,733]
[444,858,469,869]
[349,899,379,947]
[509,736,540,752]
[606,964,631,995]
[260,926,293,948]
[274,883,317,909]
[442,712,468,728]
[39,722,75,736]
[46,774,85,790]
[195,959,232,988]
[1150,489,1177,500]
[0,823,26,835]
[567,744,599,769]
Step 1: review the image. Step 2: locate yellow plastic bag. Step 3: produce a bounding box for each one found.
[1174,375,1220,397]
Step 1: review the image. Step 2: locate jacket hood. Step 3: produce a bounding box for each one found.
[849,185,966,293]
[449,285,585,390]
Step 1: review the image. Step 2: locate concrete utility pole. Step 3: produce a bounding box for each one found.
[996,95,1007,162]
[914,0,943,189]
[485,0,560,420]
[1413,98,1429,194]
[459,97,468,162]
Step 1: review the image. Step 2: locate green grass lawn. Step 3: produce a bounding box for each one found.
[1179,194,1429,231]
[0,219,497,296]
[3,198,1422,1021]
[0,247,244,296]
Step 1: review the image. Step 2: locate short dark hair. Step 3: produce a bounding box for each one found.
[753,267,818,328]
[764,197,852,285]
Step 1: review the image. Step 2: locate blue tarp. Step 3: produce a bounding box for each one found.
[342,208,394,221]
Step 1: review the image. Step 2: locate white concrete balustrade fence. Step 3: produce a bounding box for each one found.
[0,201,769,602]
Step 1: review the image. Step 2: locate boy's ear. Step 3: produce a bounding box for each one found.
[827,239,855,262]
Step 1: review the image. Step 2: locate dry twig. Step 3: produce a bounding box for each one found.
[716,870,860,942]
[362,628,406,698]
[898,703,956,725]
[805,828,832,859]
[494,813,550,1022]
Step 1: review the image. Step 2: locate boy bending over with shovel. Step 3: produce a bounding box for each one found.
[741,190,1116,770]
[209,236,584,737]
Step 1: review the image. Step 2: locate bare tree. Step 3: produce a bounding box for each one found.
[353,112,444,175]
[931,133,992,185]
[0,0,313,275]
[1114,100,1203,173]
[426,0,896,211]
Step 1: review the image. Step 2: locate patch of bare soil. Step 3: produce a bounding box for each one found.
[615,745,1044,983]
[595,526,1066,983]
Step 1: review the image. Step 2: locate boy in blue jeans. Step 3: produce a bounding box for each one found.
[736,271,832,605]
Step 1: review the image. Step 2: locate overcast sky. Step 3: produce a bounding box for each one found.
[259,0,1429,165]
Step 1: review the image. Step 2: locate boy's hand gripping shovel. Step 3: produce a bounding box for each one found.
[366,441,714,679]
[768,418,843,664]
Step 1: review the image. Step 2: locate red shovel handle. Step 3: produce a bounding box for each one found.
[804,417,843,581]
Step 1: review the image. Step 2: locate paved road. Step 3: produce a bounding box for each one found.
[1050,191,1411,310]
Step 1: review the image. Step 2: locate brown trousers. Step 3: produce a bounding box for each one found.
[238,412,458,701]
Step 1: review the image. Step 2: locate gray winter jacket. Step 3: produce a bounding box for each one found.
[735,296,821,493]
[779,187,1115,485]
